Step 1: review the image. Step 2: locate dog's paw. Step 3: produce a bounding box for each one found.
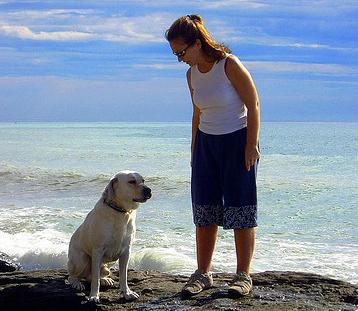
[88,295,100,303]
[100,277,115,287]
[120,289,139,301]
[69,278,85,291]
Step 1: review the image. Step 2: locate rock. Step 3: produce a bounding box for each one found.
[0,269,357,310]
[0,252,21,272]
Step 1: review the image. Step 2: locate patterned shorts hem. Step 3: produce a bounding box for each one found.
[223,205,257,229]
[192,203,223,227]
[222,223,258,230]
[192,203,257,230]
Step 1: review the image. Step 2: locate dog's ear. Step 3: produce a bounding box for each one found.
[102,177,118,202]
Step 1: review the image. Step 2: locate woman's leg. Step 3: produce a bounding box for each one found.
[196,224,218,272]
[234,227,256,274]
[182,224,217,296]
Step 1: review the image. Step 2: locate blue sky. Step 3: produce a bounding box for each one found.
[0,0,357,122]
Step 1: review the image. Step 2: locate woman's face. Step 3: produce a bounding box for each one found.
[169,37,199,66]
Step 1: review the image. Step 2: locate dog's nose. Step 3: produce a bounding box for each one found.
[143,186,152,199]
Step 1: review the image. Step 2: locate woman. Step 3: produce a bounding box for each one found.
[166,15,260,297]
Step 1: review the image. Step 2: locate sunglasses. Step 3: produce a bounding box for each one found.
[173,42,195,58]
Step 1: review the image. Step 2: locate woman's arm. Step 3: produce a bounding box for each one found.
[187,69,200,164]
[225,55,260,171]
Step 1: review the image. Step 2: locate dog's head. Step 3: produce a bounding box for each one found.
[102,170,151,208]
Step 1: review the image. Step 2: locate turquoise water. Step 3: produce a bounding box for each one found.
[0,122,357,284]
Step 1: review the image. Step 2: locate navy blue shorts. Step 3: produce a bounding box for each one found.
[191,127,258,229]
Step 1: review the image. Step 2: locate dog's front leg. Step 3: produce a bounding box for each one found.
[88,248,103,303]
[118,246,139,300]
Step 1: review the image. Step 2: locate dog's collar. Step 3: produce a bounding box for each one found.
[105,201,130,214]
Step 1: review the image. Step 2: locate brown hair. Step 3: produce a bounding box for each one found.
[165,14,231,61]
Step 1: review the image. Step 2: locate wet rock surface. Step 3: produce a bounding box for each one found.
[0,269,357,310]
[0,252,21,272]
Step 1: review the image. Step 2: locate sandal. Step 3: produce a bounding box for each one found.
[181,269,213,297]
[228,271,253,297]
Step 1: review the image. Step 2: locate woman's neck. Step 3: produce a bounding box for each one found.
[197,57,216,73]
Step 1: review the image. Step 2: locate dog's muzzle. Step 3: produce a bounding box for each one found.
[134,186,152,202]
[143,186,152,199]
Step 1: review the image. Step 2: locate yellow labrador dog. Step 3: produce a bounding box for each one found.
[67,170,151,302]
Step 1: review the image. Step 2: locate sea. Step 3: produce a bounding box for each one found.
[0,122,357,284]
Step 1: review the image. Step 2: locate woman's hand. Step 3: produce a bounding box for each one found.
[245,143,260,171]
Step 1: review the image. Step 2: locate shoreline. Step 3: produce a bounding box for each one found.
[0,268,357,310]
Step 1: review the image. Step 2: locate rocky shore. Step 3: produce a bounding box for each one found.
[0,268,357,310]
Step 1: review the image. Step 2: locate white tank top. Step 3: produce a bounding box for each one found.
[190,54,247,135]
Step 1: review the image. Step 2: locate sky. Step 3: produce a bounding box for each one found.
[0,0,357,122]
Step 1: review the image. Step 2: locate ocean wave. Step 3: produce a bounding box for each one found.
[19,251,68,270]
[129,248,195,275]
[1,227,357,284]
[0,163,189,195]
[0,229,69,270]
[145,176,190,193]
[0,164,111,193]
[0,163,84,179]
[254,237,358,285]
[0,228,196,274]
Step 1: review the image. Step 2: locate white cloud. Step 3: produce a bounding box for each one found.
[199,0,267,9]
[0,25,93,41]
[198,0,358,13]
[135,0,357,14]
[1,5,353,48]
[133,63,185,70]
[272,41,357,52]
[245,61,358,75]
[4,9,96,20]
[224,31,357,52]
[132,60,358,76]
[0,9,172,43]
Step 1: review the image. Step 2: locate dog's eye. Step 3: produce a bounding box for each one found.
[128,180,136,184]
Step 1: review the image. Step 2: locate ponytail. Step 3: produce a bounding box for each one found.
[165,14,231,61]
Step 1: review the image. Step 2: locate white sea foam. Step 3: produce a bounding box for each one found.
[1,228,357,284]
[254,237,358,284]
[129,248,196,275]
[0,229,69,270]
